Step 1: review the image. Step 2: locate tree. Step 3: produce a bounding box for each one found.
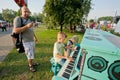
[98,16,113,22]
[16,9,21,16]
[64,0,92,29]
[2,9,17,22]
[0,13,3,20]
[31,12,44,22]
[89,19,94,23]
[83,0,92,17]
[43,0,92,31]
[44,0,65,31]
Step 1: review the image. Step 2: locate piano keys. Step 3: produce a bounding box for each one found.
[52,45,82,80]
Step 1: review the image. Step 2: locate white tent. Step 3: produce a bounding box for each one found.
[0,20,6,23]
[114,20,120,34]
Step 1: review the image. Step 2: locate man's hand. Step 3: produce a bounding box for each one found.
[34,34,38,43]
[26,22,33,28]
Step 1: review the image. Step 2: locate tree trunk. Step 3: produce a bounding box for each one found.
[60,24,63,32]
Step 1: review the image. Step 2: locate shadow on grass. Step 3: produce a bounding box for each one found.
[0,58,52,80]
[0,64,28,78]
[0,47,53,79]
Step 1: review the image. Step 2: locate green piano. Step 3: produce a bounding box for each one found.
[52,29,120,80]
[79,29,120,80]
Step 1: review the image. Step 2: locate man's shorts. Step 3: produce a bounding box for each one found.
[23,42,35,59]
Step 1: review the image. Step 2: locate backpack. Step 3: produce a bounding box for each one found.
[11,17,25,53]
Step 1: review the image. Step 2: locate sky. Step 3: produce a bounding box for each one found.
[0,0,120,20]
[0,0,45,14]
[88,0,120,20]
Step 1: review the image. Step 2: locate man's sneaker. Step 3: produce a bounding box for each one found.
[29,66,36,72]
[32,62,39,66]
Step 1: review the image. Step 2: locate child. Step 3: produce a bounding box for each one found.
[66,35,79,57]
[53,32,73,66]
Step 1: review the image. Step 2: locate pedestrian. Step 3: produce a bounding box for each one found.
[12,5,38,72]
[96,21,101,30]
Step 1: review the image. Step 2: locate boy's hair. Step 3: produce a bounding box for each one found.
[57,32,67,39]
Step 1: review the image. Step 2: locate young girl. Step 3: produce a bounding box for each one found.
[66,35,78,57]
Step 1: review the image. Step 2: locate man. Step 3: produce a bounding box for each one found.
[13,6,38,72]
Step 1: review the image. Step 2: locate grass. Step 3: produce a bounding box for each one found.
[0,25,84,80]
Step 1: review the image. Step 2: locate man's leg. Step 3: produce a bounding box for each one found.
[28,59,33,66]
[23,42,36,72]
[28,59,36,72]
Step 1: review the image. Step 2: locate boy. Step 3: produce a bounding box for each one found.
[53,32,73,66]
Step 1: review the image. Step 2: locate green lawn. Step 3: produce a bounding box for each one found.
[0,25,84,80]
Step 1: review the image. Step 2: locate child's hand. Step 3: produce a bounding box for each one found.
[67,57,73,61]
[72,48,77,51]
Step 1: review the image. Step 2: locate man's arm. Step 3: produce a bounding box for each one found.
[13,22,33,34]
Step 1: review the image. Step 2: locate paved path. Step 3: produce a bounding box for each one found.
[0,29,14,62]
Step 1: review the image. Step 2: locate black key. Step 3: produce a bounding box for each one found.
[62,72,70,79]
[67,65,73,69]
[65,69,72,73]
[72,53,78,58]
[72,56,77,59]
[70,61,74,64]
[77,55,82,69]
[72,55,75,58]
[69,62,74,66]
[74,51,78,54]
[72,53,75,57]
[75,51,78,54]
[76,46,80,51]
